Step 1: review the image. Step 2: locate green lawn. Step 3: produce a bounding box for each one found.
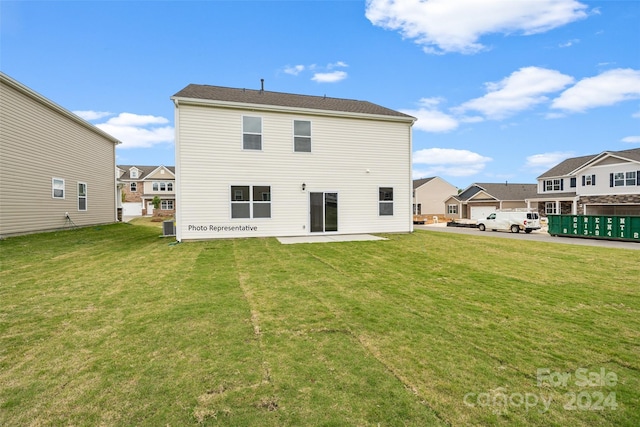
[1,222,638,426]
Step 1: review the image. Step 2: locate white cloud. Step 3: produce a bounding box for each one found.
[284,61,348,82]
[622,136,640,144]
[73,110,112,121]
[401,97,458,132]
[633,110,640,119]
[455,67,574,119]
[413,148,492,177]
[284,65,305,75]
[524,151,574,171]
[328,61,348,69]
[92,112,174,149]
[311,71,348,83]
[365,0,588,54]
[559,38,580,48]
[551,68,640,112]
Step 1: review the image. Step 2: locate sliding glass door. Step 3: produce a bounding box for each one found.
[310,192,338,233]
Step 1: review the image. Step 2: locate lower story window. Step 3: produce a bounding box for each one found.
[545,202,557,215]
[413,204,421,215]
[161,200,174,210]
[379,187,393,216]
[52,178,65,199]
[78,182,87,211]
[231,185,271,218]
[448,204,458,214]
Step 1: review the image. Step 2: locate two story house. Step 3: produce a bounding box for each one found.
[1,72,121,237]
[171,83,416,241]
[117,165,176,217]
[528,148,640,216]
[412,177,457,217]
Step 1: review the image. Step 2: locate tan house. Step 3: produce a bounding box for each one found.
[117,165,176,217]
[0,72,121,238]
[444,183,539,220]
[412,177,458,217]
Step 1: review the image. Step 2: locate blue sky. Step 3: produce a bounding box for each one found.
[2,0,639,189]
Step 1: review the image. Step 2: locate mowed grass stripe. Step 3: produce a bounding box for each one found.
[1,223,638,426]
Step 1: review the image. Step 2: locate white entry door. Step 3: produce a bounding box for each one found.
[147,201,155,216]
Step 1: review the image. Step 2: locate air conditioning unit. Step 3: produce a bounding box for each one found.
[163,220,176,237]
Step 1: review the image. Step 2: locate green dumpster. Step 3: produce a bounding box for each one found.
[548,215,640,242]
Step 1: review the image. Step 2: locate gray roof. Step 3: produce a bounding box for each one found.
[413,177,435,189]
[172,84,415,120]
[538,148,640,178]
[458,183,538,201]
[118,165,175,180]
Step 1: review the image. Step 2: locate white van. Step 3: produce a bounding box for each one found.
[477,211,541,234]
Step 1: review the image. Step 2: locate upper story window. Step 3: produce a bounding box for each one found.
[379,187,394,216]
[294,120,311,152]
[52,178,65,199]
[78,182,87,211]
[242,116,262,150]
[230,185,271,218]
[130,182,137,192]
[611,171,639,187]
[582,174,596,186]
[152,182,174,191]
[544,179,563,191]
[570,177,576,188]
[130,168,139,179]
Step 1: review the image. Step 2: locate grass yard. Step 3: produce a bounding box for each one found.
[1,221,639,426]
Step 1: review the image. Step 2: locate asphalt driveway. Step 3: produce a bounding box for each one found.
[415,224,640,250]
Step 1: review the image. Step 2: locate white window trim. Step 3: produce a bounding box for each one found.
[293,119,312,153]
[378,186,394,216]
[230,184,271,219]
[52,178,65,199]
[242,115,263,151]
[545,202,557,215]
[78,182,87,211]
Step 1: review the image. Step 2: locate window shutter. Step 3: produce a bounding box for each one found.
[542,181,546,192]
[610,173,614,187]
[637,171,640,186]
[582,176,585,186]
[560,179,564,191]
[592,175,596,186]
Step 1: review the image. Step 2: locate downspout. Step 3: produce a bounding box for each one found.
[173,98,182,241]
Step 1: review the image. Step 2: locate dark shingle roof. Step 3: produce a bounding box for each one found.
[117,165,175,180]
[538,148,640,178]
[413,177,435,189]
[458,183,538,201]
[172,84,415,120]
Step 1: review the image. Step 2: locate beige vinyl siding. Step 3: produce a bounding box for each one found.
[0,77,117,237]
[176,103,412,240]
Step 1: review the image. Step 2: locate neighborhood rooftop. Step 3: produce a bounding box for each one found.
[172,83,415,119]
[537,148,640,178]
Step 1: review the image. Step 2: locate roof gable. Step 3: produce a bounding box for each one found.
[538,148,640,178]
[145,165,176,180]
[413,177,435,189]
[458,183,538,201]
[172,84,415,121]
[117,165,175,180]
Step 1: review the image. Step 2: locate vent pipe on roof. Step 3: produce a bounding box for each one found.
[260,79,264,92]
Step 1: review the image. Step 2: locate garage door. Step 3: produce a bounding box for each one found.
[470,206,496,220]
[122,202,142,216]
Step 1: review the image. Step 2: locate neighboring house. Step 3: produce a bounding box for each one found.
[117,165,176,217]
[171,83,416,241]
[412,177,458,216]
[444,183,539,220]
[0,72,121,238]
[527,148,640,216]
